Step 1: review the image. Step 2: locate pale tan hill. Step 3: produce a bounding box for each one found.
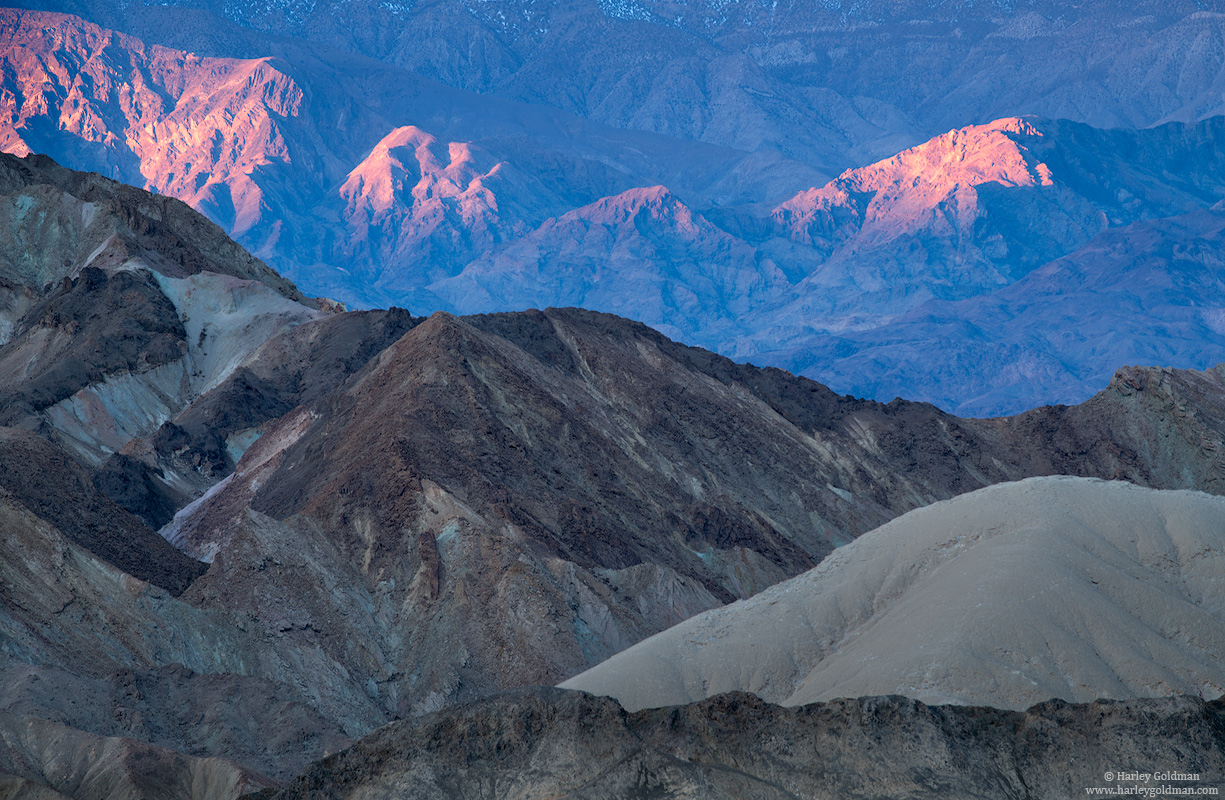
[561,476,1225,711]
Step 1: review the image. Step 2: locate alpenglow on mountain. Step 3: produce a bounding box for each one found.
[4,150,1225,798]
[7,6,1225,414]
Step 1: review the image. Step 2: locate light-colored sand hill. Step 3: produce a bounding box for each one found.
[561,476,1225,711]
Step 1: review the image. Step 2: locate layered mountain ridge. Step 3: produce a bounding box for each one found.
[8,8,1225,412]
[3,153,1225,798]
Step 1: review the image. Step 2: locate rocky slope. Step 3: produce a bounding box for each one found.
[155,306,1001,719]
[253,688,1225,800]
[0,713,271,800]
[7,154,1225,799]
[0,151,324,478]
[433,186,786,346]
[433,115,1225,375]
[562,477,1225,711]
[0,428,204,594]
[783,209,1225,415]
[134,309,1225,727]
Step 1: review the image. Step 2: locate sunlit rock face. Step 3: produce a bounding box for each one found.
[8,8,1225,414]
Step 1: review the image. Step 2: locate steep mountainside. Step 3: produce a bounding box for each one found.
[0,162,323,472]
[256,688,1225,800]
[433,186,785,345]
[0,428,204,594]
[38,0,1225,165]
[784,210,1225,415]
[754,116,1225,330]
[4,157,1225,796]
[562,477,1225,711]
[0,712,272,800]
[156,307,997,719]
[136,310,1225,725]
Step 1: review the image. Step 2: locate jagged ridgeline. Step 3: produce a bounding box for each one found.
[8,7,1225,416]
[2,153,1225,798]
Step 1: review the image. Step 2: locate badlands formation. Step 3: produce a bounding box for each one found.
[563,477,1225,711]
[0,152,1224,799]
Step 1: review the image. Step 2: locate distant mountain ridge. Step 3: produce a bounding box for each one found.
[8,9,1225,413]
[7,7,1225,411]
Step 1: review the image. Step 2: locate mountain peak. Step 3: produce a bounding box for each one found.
[773,116,1058,256]
[568,185,688,225]
[339,126,505,257]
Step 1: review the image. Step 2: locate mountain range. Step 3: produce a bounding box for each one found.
[2,151,1225,798]
[4,2,1225,797]
[6,6,1225,412]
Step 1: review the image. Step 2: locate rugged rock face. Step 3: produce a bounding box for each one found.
[0,662,352,782]
[0,150,324,474]
[784,210,1225,415]
[253,688,1225,800]
[0,484,363,781]
[0,428,204,594]
[433,186,784,346]
[0,9,801,311]
[159,307,997,718]
[0,151,308,315]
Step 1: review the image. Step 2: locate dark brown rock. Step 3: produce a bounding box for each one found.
[252,688,1225,800]
[0,427,205,595]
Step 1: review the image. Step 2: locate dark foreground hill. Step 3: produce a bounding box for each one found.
[252,688,1225,800]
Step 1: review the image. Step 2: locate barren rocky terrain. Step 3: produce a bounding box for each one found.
[2,154,1225,798]
[563,477,1225,711]
[253,688,1225,800]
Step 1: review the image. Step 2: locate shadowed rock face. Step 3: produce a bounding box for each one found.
[0,267,187,427]
[0,662,352,783]
[0,152,308,312]
[0,149,326,495]
[252,688,1225,800]
[0,428,205,595]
